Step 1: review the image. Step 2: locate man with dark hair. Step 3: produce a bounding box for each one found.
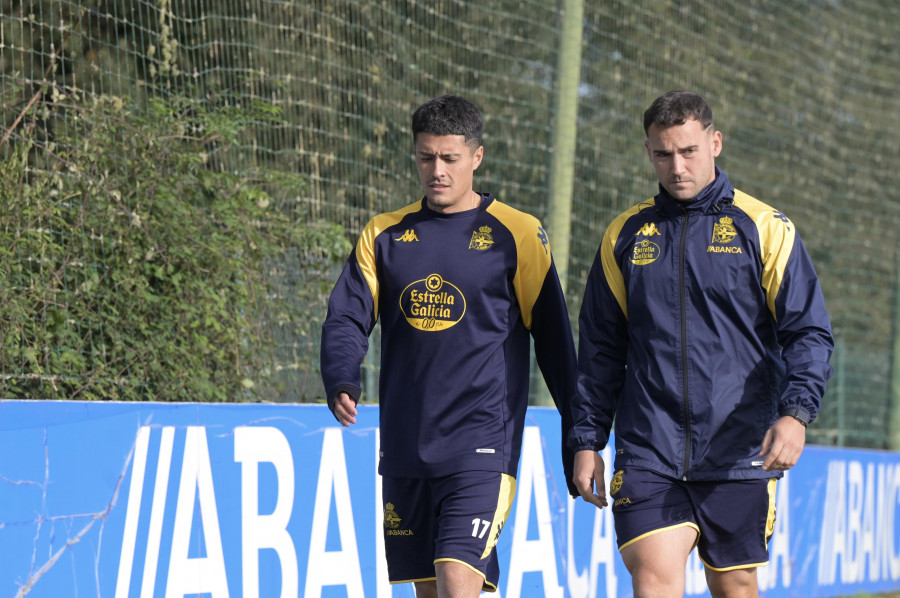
[321,94,576,597]
[569,90,833,598]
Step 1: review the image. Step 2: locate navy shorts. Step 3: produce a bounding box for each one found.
[382,471,516,592]
[609,466,777,570]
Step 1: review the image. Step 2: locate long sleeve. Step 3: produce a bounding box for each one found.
[761,221,834,421]
[568,237,628,454]
[320,238,378,411]
[490,208,578,492]
[528,255,578,495]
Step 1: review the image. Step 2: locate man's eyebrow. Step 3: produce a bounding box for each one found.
[417,150,463,157]
[653,144,699,154]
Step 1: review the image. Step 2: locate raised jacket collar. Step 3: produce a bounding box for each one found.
[654,167,735,217]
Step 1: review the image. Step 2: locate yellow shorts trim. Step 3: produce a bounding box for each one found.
[618,521,700,552]
[389,576,435,584]
[701,559,769,572]
[433,558,497,592]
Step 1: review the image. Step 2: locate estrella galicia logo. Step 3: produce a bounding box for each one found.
[399,273,466,331]
[630,239,660,265]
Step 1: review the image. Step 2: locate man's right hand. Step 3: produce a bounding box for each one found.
[573,449,608,509]
[332,392,358,427]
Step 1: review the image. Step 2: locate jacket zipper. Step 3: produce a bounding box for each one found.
[679,207,691,481]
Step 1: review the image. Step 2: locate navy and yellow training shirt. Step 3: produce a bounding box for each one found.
[321,194,576,479]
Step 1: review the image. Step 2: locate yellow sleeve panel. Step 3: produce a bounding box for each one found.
[486,200,552,331]
[733,189,796,320]
[602,200,654,320]
[355,200,422,319]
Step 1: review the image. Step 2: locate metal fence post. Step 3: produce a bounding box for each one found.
[534,0,584,407]
[890,239,900,449]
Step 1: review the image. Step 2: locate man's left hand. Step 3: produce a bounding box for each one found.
[759,416,807,471]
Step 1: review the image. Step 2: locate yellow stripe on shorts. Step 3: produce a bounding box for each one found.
[765,478,778,546]
[481,473,516,559]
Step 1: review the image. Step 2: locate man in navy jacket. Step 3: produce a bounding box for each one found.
[569,90,833,598]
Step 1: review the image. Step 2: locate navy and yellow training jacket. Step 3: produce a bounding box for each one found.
[322,194,576,480]
[569,169,834,481]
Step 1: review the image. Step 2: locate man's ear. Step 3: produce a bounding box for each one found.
[472,145,484,170]
[711,130,723,158]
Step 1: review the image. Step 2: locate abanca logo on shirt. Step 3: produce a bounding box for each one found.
[399,273,466,331]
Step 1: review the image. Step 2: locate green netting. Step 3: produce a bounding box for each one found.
[2,0,899,448]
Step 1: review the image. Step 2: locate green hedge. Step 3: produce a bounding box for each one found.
[0,90,350,401]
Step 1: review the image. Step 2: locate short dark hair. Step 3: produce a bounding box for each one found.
[412,94,483,147]
[643,90,714,136]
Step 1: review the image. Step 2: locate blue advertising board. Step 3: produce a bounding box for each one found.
[2,400,899,597]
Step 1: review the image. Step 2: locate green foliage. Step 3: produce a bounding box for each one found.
[0,92,351,401]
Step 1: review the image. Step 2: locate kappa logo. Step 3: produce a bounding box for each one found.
[469,225,494,250]
[772,210,792,231]
[537,226,550,255]
[394,229,420,243]
[635,222,661,237]
[492,520,506,544]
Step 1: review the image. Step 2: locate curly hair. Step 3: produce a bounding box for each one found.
[643,90,714,136]
[412,94,483,147]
